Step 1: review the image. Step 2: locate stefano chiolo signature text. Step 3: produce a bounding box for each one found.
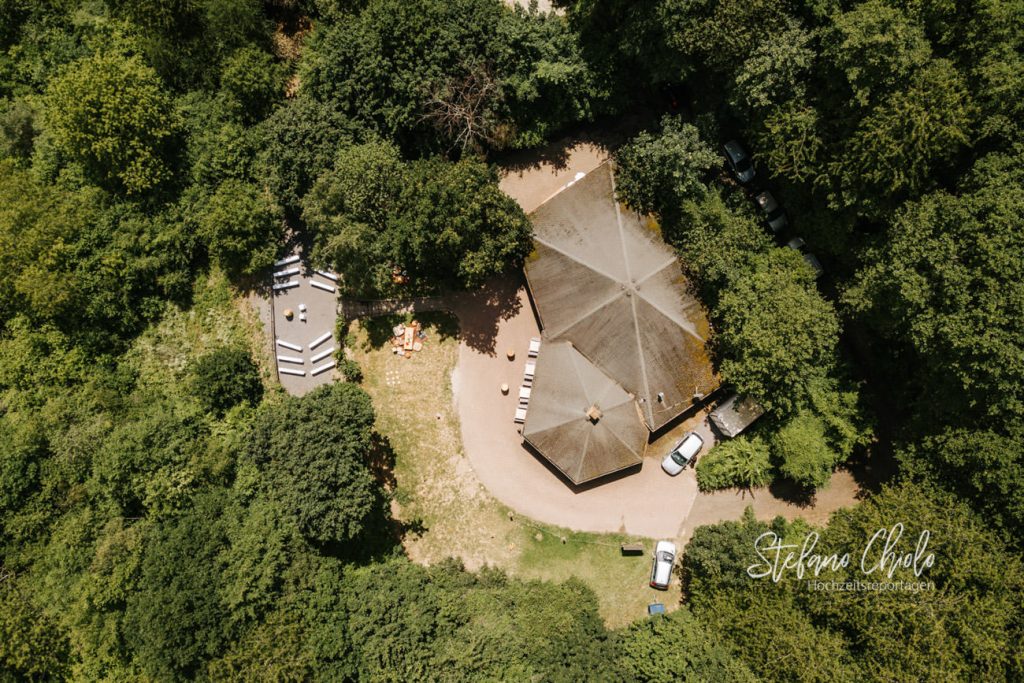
[746,523,935,583]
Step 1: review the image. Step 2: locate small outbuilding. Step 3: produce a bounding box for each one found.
[708,394,766,438]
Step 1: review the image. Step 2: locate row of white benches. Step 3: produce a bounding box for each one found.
[273,256,340,293]
[276,331,336,377]
[514,338,541,424]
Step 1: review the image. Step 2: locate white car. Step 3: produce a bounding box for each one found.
[661,432,704,475]
[649,540,677,590]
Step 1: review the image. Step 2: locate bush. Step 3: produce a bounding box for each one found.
[339,358,363,383]
[190,348,263,415]
[696,435,773,491]
[771,411,838,490]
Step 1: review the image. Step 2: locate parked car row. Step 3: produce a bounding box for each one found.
[722,139,823,278]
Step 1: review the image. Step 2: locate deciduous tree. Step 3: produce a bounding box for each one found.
[44,52,176,194]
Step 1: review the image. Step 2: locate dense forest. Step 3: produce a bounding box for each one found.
[1,0,1022,680]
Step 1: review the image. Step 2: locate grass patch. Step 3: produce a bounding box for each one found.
[127,268,274,398]
[350,313,676,628]
[515,523,681,627]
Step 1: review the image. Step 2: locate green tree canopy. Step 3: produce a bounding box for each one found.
[197,179,284,279]
[300,0,599,152]
[845,151,1024,422]
[219,46,286,123]
[123,494,230,680]
[614,607,758,681]
[717,251,840,415]
[898,424,1024,537]
[43,51,176,194]
[613,115,720,216]
[244,383,385,545]
[306,148,532,295]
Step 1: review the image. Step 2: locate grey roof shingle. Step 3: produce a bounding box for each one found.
[520,162,719,484]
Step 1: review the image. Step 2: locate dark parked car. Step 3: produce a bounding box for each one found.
[786,237,824,278]
[723,140,755,185]
[754,191,789,233]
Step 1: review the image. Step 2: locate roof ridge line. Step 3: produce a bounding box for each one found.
[574,427,593,482]
[635,261,707,343]
[610,168,654,423]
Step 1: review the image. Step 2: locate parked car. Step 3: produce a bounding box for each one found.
[723,140,755,185]
[650,541,677,590]
[661,432,704,475]
[754,191,789,233]
[786,237,825,278]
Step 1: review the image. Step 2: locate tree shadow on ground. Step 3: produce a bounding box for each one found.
[360,311,460,351]
[491,113,652,176]
[450,274,524,356]
[846,443,899,499]
[767,477,818,508]
[367,431,397,492]
[395,516,429,542]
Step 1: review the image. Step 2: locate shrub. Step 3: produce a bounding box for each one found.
[771,412,838,490]
[339,358,363,383]
[190,348,263,415]
[696,436,773,491]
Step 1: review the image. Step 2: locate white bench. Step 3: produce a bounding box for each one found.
[311,360,336,376]
[309,331,333,349]
[315,270,340,282]
[272,280,299,291]
[276,354,303,364]
[273,267,300,278]
[278,367,305,377]
[310,280,336,293]
[273,254,301,267]
[528,337,541,357]
[514,407,527,423]
[311,347,335,363]
[276,339,302,352]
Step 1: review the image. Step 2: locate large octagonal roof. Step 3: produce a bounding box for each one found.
[525,162,717,434]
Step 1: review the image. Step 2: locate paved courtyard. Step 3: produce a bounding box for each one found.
[270,254,340,396]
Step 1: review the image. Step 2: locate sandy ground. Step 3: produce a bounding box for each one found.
[498,141,611,214]
[269,256,340,396]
